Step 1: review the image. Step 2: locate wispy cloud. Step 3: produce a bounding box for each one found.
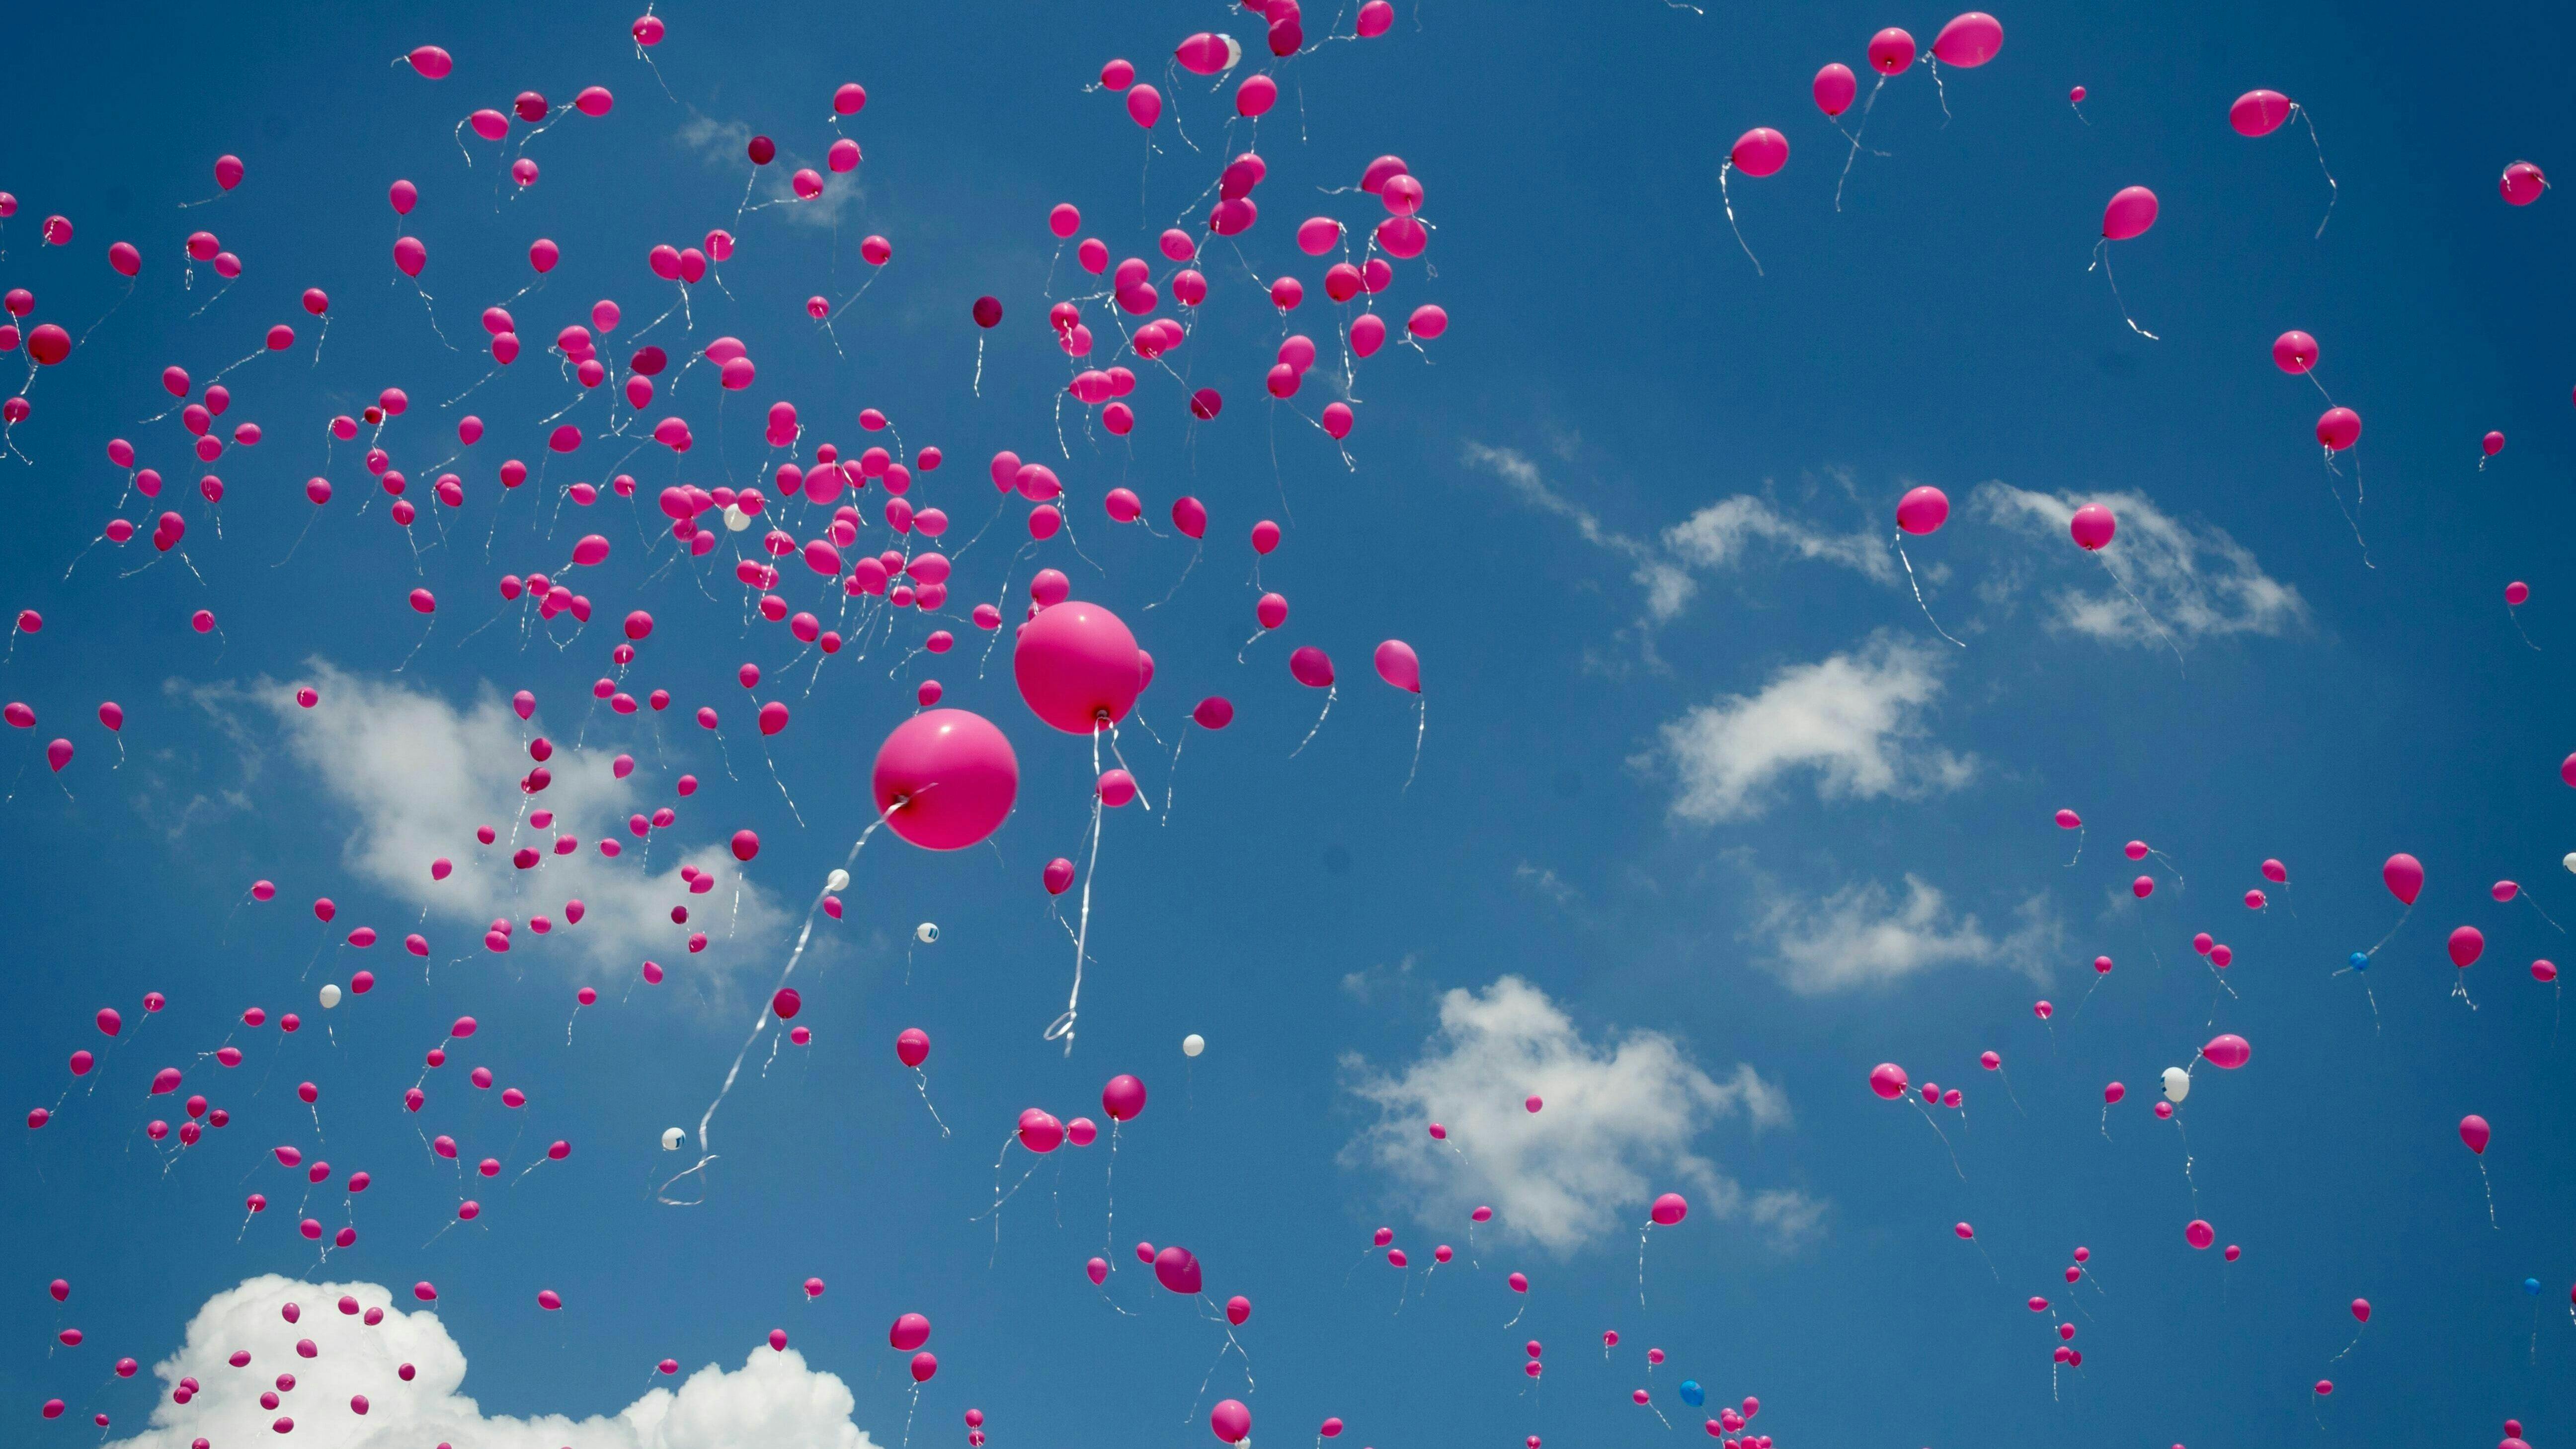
[1750,874,2061,994]
[1662,494,1894,585]
[1975,483,2306,645]
[1341,976,1815,1253]
[1460,443,1698,620]
[191,663,787,982]
[1649,635,1972,823]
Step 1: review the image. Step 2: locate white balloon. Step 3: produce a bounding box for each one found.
[660,1127,685,1151]
[915,922,940,945]
[1221,34,1243,70]
[318,983,343,1009]
[2563,851,2576,875]
[826,869,851,892]
[1182,1033,1206,1058]
[723,503,750,532]
[2161,1066,2190,1103]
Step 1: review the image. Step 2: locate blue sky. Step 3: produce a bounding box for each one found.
[5,0,2575,1446]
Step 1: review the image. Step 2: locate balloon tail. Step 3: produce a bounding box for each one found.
[1972,1237,2000,1284]
[2478,1159,2497,1228]
[2065,825,2083,867]
[973,335,986,397]
[1835,76,1887,212]
[910,1068,951,1138]
[2093,552,2182,673]
[1717,163,1762,276]
[1928,57,1952,123]
[1909,1097,1964,1179]
[2093,241,2161,341]
[1046,728,1109,1056]
[1149,538,1205,610]
[1647,1403,1674,1431]
[2521,894,2564,933]
[1290,685,1336,757]
[2099,1102,2111,1142]
[2318,457,2375,567]
[1998,1066,2024,1117]
[2295,105,2338,239]
[758,738,805,826]
[2451,974,2479,1011]
[2325,1326,2364,1366]
[2364,901,2414,958]
[1893,536,1965,647]
[1403,696,1426,793]
[1637,1220,1652,1308]
[1236,626,1270,664]
[2508,606,2542,652]
[1503,1299,1526,1330]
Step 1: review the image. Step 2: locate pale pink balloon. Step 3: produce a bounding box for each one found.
[2229,89,2291,137]
[1896,486,1949,535]
[1932,13,2004,67]
[1728,129,1788,178]
[2069,503,2115,551]
[1373,640,1421,693]
[1013,602,1143,734]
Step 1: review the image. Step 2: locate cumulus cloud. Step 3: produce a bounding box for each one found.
[1651,636,1972,823]
[676,111,865,229]
[192,663,786,978]
[1975,483,2306,645]
[1459,443,1698,620]
[1341,976,1813,1253]
[112,1275,877,1449]
[1661,495,1894,585]
[1750,875,2061,994]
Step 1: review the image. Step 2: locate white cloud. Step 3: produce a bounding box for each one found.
[113,1275,877,1449]
[1975,483,2306,645]
[197,663,787,978]
[676,112,866,229]
[1340,976,1810,1253]
[1662,495,1895,585]
[1460,444,1698,620]
[1652,636,1972,823]
[1751,875,2061,994]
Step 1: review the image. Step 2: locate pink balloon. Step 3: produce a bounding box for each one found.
[889,1312,931,1350]
[1210,1401,1252,1445]
[1812,64,1857,118]
[2229,89,2291,137]
[2100,186,2159,241]
[1649,1192,1688,1226]
[2459,1114,2491,1154]
[1728,129,1788,178]
[1373,640,1422,693]
[1103,1074,1147,1121]
[393,236,427,277]
[1867,27,1917,75]
[2501,161,2547,206]
[1289,646,1335,689]
[2316,407,2361,452]
[2272,330,2319,373]
[1154,1245,1203,1295]
[896,1028,930,1067]
[404,46,453,79]
[2069,503,2115,551]
[2383,853,2423,905]
[2200,1034,2251,1069]
[1895,486,1949,535]
[871,710,1020,850]
[1126,85,1163,128]
[1932,12,2004,67]
[1868,1063,1909,1100]
[2185,1219,2215,1249]
[2448,925,2485,968]
[1013,602,1143,734]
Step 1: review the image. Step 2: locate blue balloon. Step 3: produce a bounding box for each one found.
[2526,1278,2543,1295]
[1679,1380,1704,1408]
[2348,951,2369,971]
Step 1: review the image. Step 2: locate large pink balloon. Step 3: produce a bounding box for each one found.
[1102,1074,1147,1121]
[1895,486,1949,536]
[1210,1400,1252,1445]
[871,710,1019,850]
[2500,161,2546,206]
[1372,641,1421,693]
[1728,129,1788,178]
[2448,925,2485,968]
[2459,1115,2490,1154]
[1812,63,1857,117]
[2101,186,2159,241]
[2382,853,2423,906]
[2229,89,2291,137]
[1931,13,2004,67]
[1289,646,1335,689]
[2200,1034,2251,1069]
[1868,1063,1909,1100]
[1014,602,1143,733]
[2272,330,2319,374]
[2316,407,2361,452]
[1154,1245,1203,1294]
[1649,1192,1688,1226]
[2069,503,2115,551]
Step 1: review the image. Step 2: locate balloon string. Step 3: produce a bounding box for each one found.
[1717,163,1762,276]
[1892,535,1965,647]
[2325,1325,2365,1366]
[1909,1096,1964,1179]
[1162,726,1191,823]
[2478,1159,2497,1228]
[2520,893,2564,933]
[1290,685,1336,757]
[2295,105,2338,239]
[2364,900,2414,959]
[1636,1220,1652,1309]
[1835,75,1887,212]
[2065,824,2084,867]
[910,1068,950,1137]
[2093,241,2161,341]
[2093,553,2182,674]
[1046,727,1108,1055]
[1402,696,1425,793]
[2508,604,2542,652]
